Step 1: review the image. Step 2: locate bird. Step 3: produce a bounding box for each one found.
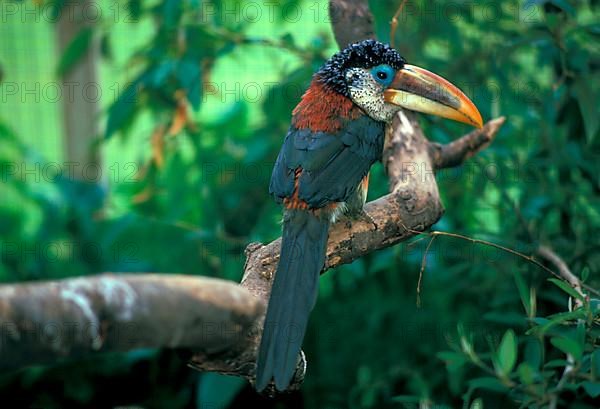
[255,39,483,392]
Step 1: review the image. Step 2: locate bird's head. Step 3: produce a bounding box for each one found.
[316,39,483,128]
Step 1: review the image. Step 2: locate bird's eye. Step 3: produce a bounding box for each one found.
[371,64,394,86]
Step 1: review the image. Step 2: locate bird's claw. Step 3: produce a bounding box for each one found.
[359,210,378,230]
[342,208,377,230]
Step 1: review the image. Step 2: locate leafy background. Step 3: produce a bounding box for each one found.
[0,0,599,408]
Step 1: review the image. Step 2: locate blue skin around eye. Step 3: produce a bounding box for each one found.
[371,64,395,87]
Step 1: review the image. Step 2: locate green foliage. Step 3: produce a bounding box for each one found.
[495,330,517,376]
[56,27,93,77]
[439,282,600,407]
[0,0,598,408]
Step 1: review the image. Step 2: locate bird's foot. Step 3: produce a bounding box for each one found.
[342,208,377,230]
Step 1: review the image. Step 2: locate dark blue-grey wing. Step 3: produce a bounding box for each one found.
[269,115,385,208]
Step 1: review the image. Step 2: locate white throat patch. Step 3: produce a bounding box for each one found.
[345,68,399,123]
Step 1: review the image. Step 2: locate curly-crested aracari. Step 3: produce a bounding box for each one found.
[256,40,483,392]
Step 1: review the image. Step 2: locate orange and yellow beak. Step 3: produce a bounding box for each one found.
[384,64,483,128]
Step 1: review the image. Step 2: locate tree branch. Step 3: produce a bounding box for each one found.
[430,117,506,170]
[328,0,375,47]
[0,274,262,371]
[536,245,585,308]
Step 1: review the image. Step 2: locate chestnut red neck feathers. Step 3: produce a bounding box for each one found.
[292,77,364,133]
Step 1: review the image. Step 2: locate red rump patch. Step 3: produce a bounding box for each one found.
[283,168,310,210]
[292,79,363,133]
[283,168,338,215]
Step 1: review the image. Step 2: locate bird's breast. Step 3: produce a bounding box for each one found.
[291,79,365,133]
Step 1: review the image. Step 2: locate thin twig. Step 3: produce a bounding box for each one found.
[389,0,408,48]
[406,234,429,248]
[536,246,583,409]
[417,235,437,307]
[403,225,600,297]
[536,245,585,307]
[469,158,592,299]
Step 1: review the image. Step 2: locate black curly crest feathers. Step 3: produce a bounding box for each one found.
[316,40,406,96]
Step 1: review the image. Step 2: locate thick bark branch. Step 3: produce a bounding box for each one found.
[328,0,375,47]
[0,274,262,371]
[430,117,506,170]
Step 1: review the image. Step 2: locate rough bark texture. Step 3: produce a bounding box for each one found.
[189,0,505,391]
[329,0,375,47]
[0,274,263,371]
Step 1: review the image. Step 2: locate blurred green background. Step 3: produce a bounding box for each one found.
[0,0,599,408]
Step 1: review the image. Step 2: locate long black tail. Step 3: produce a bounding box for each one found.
[255,209,329,391]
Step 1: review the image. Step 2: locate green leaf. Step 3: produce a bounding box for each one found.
[483,312,527,327]
[525,0,575,16]
[437,351,468,371]
[548,278,585,302]
[546,309,587,323]
[163,0,182,27]
[56,27,93,77]
[551,337,583,361]
[150,61,176,88]
[458,324,476,360]
[176,59,201,110]
[524,339,542,369]
[391,395,422,403]
[127,0,142,20]
[544,359,570,368]
[581,267,590,282]
[100,34,112,60]
[592,349,600,379]
[581,381,600,398]
[468,377,508,393]
[517,363,535,385]
[573,76,600,143]
[513,270,531,316]
[197,373,245,409]
[530,317,550,327]
[105,73,147,138]
[470,397,484,409]
[49,0,66,20]
[583,23,600,37]
[496,330,517,376]
[548,0,576,16]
